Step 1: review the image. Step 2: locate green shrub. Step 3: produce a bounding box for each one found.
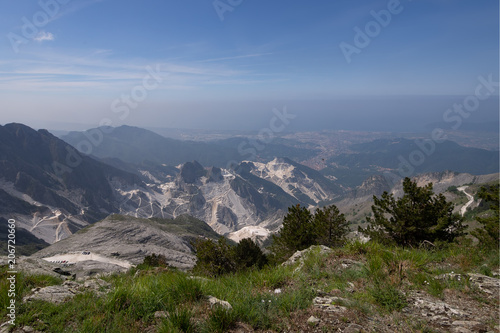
[194,237,269,277]
[193,237,235,277]
[137,253,170,270]
[472,184,499,249]
[233,238,267,271]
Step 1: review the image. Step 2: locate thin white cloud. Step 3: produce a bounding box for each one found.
[33,31,55,42]
[198,53,273,63]
[49,0,107,22]
[0,46,286,94]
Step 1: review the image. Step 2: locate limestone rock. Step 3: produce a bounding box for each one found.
[13,257,69,280]
[283,245,333,267]
[407,290,470,323]
[451,321,488,333]
[207,296,232,310]
[82,278,111,294]
[345,282,356,293]
[435,273,464,282]
[11,327,42,333]
[451,327,473,333]
[282,245,333,272]
[31,215,199,272]
[23,279,111,304]
[467,273,500,296]
[313,296,348,313]
[154,311,169,318]
[307,316,320,326]
[344,323,365,333]
[435,273,500,297]
[23,284,77,304]
[338,259,363,270]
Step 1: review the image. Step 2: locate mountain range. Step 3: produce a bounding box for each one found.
[62,125,240,168]
[0,124,341,246]
[0,123,146,243]
[61,125,317,168]
[323,138,499,187]
[1,123,498,256]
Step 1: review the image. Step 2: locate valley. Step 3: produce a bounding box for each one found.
[0,122,498,333]
[0,123,498,256]
[1,2,497,331]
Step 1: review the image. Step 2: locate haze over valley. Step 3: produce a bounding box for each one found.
[0,122,497,249]
[0,1,498,331]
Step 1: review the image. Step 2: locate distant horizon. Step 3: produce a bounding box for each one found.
[0,1,498,134]
[2,94,498,134]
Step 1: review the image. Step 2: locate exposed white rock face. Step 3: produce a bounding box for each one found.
[227,226,270,244]
[107,158,342,238]
[249,158,337,204]
[31,215,197,271]
[0,179,89,244]
[43,253,132,269]
[5,156,344,245]
[94,160,299,236]
[7,147,497,250]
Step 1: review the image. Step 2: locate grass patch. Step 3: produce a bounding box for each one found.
[6,238,499,332]
[369,282,408,312]
[201,306,237,333]
[159,308,196,333]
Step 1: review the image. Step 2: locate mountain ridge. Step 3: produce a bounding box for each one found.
[323,137,499,187]
[0,123,145,243]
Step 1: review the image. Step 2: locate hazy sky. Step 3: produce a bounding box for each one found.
[0,0,498,131]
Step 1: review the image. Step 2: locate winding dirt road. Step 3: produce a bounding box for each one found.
[458,186,474,216]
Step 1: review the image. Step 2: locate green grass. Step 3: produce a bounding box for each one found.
[369,282,408,312]
[0,266,62,320]
[202,306,237,333]
[2,240,498,332]
[159,308,196,333]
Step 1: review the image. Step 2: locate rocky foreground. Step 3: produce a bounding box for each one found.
[1,244,499,332]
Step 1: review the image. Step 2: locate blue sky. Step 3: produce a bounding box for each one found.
[0,0,498,131]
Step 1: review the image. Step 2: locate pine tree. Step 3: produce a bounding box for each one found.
[359,177,466,247]
[472,184,499,249]
[193,237,235,277]
[270,204,315,261]
[313,205,349,247]
[233,238,267,270]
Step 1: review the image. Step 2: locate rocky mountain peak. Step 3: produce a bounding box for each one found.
[206,166,223,182]
[355,175,391,197]
[178,161,206,184]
